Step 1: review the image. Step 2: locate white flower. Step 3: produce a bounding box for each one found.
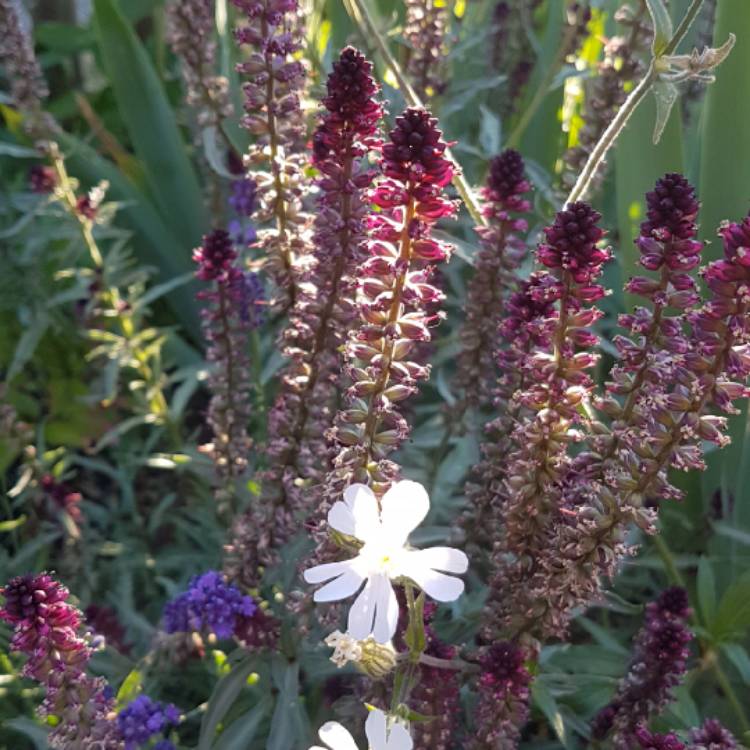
[310,708,412,750]
[303,480,469,643]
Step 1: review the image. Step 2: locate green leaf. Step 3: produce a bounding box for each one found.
[0,141,40,157]
[652,80,679,144]
[645,0,673,54]
[721,643,750,685]
[4,718,50,750]
[697,557,717,628]
[93,0,208,251]
[198,655,257,750]
[478,104,501,157]
[0,515,26,532]
[115,668,143,709]
[213,695,272,750]
[267,657,307,750]
[712,571,750,643]
[7,313,50,381]
[532,681,574,749]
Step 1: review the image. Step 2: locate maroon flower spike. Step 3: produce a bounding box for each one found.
[0,573,121,747]
[232,0,310,306]
[404,0,450,99]
[194,230,252,512]
[688,718,739,749]
[479,202,608,640]
[593,588,692,749]
[471,641,532,748]
[40,474,83,523]
[311,106,455,563]
[167,0,233,128]
[452,149,531,418]
[226,48,382,590]
[636,727,686,750]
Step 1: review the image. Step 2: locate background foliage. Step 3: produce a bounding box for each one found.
[2,0,750,747]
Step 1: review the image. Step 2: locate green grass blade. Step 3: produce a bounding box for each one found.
[93,0,208,252]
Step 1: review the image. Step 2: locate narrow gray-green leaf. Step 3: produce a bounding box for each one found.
[645,0,673,54]
[93,0,208,250]
[199,655,257,750]
[652,79,679,144]
[213,695,272,750]
[697,557,717,629]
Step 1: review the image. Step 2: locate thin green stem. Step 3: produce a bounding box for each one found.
[651,532,686,588]
[344,0,486,227]
[566,0,705,205]
[712,654,750,733]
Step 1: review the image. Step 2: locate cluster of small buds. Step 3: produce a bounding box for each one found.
[561,7,649,192]
[319,107,456,523]
[166,0,233,128]
[404,0,450,99]
[40,474,83,524]
[636,728,687,750]
[481,202,608,638]
[162,570,256,639]
[592,588,692,748]
[452,149,531,418]
[688,718,739,749]
[470,640,533,749]
[194,230,253,505]
[232,0,310,305]
[29,164,56,193]
[0,573,123,749]
[225,48,383,591]
[489,0,542,116]
[0,0,57,138]
[117,695,180,750]
[325,630,398,679]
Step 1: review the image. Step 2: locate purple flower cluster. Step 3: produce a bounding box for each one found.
[194,230,254,505]
[321,107,456,512]
[0,573,122,748]
[29,164,56,193]
[117,695,179,750]
[166,0,232,128]
[471,641,533,748]
[592,588,692,748]
[163,571,256,639]
[453,149,531,417]
[233,0,310,305]
[404,0,450,99]
[225,48,383,590]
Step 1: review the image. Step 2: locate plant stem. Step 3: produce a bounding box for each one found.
[565,0,705,205]
[344,0,486,227]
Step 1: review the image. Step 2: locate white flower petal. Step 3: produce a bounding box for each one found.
[304,560,352,585]
[372,575,399,644]
[347,577,377,640]
[380,480,430,545]
[364,710,388,749]
[330,484,379,540]
[314,568,365,603]
[406,547,469,574]
[317,721,360,750]
[343,484,380,538]
[403,556,466,602]
[385,723,413,750]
